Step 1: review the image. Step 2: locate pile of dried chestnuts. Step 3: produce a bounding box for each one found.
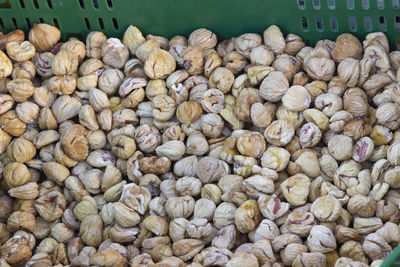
[0,22,399,267]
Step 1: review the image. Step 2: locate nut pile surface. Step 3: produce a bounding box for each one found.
[0,23,399,267]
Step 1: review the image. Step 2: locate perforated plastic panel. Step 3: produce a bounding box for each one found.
[0,0,399,49]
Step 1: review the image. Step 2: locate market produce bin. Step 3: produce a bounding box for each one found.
[1,0,400,266]
[0,0,399,48]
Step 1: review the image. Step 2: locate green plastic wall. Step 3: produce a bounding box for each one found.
[0,0,399,49]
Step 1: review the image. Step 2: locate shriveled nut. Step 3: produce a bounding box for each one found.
[15,101,39,123]
[264,25,285,55]
[193,246,232,266]
[29,23,61,52]
[292,252,327,267]
[143,215,169,236]
[353,217,383,235]
[281,173,310,206]
[185,30,213,50]
[50,222,74,243]
[376,200,400,223]
[343,87,369,117]
[7,211,36,233]
[42,162,70,184]
[80,215,103,247]
[236,131,266,158]
[328,135,353,161]
[4,162,30,188]
[281,243,308,266]
[0,94,13,115]
[165,196,195,219]
[299,122,321,148]
[311,194,342,222]
[1,232,32,265]
[89,249,128,267]
[0,30,24,50]
[8,182,39,200]
[60,124,89,161]
[307,225,336,253]
[285,210,315,237]
[6,41,35,62]
[226,252,258,267]
[335,225,359,243]
[304,56,335,81]
[196,156,227,183]
[144,48,176,79]
[176,101,202,124]
[282,85,311,112]
[332,33,362,61]
[362,233,392,261]
[234,87,262,122]
[264,119,295,146]
[235,200,260,233]
[376,102,400,130]
[347,195,376,217]
[101,38,129,69]
[34,191,66,221]
[52,49,78,76]
[123,25,146,55]
[7,78,34,102]
[172,239,204,261]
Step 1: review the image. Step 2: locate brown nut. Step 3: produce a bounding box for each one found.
[0,30,24,50]
[7,138,36,163]
[29,23,61,52]
[235,199,260,233]
[7,211,36,233]
[7,78,34,102]
[0,110,27,137]
[61,124,89,161]
[15,101,39,124]
[332,33,363,62]
[234,87,262,122]
[80,214,103,247]
[12,61,36,80]
[176,101,203,124]
[282,85,311,112]
[3,162,30,189]
[52,49,79,76]
[34,191,66,222]
[236,131,266,158]
[144,48,176,79]
[47,75,76,95]
[101,38,129,69]
[343,88,369,117]
[182,46,204,75]
[189,28,217,49]
[86,31,107,59]
[0,232,32,265]
[6,41,35,62]
[139,156,171,174]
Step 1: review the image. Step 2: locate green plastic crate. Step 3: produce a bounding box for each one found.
[1,0,400,266]
[0,0,399,48]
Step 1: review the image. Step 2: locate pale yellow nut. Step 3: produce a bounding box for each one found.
[311,194,342,222]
